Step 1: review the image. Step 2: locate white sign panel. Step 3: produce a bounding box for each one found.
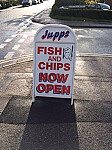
[33,24,76,105]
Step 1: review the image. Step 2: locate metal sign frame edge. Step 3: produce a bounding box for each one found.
[32,24,77,105]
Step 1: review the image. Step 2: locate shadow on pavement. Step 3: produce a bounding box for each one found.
[4,15,33,26]
[19,97,79,150]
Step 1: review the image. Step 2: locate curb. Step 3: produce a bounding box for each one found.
[0,5,22,12]
[77,53,112,57]
[69,25,112,28]
[32,8,112,28]
[0,55,33,68]
[32,19,112,28]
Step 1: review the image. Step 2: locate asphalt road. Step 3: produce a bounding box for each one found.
[0,0,55,49]
[74,28,112,55]
[0,0,112,61]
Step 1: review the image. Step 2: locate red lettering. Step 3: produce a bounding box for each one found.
[55,47,62,55]
[38,73,69,83]
[48,56,61,61]
[48,56,52,61]
[57,56,61,61]
[36,84,45,93]
[62,85,70,94]
[48,47,54,55]
[38,62,70,71]
[46,84,54,93]
[64,63,70,71]
[44,47,47,54]
[54,63,56,70]
[57,63,63,70]
[38,62,45,69]
[37,47,62,55]
[57,74,69,83]
[48,73,57,82]
[39,73,47,82]
[54,85,62,94]
[46,62,53,70]
[36,84,70,95]
[37,47,44,54]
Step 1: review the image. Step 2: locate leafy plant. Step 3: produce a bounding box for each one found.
[85,0,98,4]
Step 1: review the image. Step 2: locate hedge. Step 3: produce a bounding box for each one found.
[0,0,20,9]
[50,5,112,21]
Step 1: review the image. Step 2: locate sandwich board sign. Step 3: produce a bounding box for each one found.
[33,24,76,105]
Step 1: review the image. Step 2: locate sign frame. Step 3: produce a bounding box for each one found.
[33,24,76,105]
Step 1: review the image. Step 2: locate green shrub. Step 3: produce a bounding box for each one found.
[0,1,7,8]
[0,0,20,9]
[50,5,112,21]
[9,0,19,6]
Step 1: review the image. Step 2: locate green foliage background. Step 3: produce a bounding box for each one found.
[0,0,21,8]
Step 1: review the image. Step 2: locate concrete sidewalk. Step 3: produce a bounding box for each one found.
[32,8,112,28]
[0,55,112,150]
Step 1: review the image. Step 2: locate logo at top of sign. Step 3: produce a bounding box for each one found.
[63,46,73,61]
[41,30,70,41]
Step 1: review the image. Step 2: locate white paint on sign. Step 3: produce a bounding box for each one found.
[33,24,77,105]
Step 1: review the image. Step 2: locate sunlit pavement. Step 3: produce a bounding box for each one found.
[0,55,112,150]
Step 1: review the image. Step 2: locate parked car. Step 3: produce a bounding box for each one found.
[0,4,2,9]
[22,0,32,6]
[35,0,43,3]
[32,0,38,5]
[59,6,68,9]
[87,3,110,10]
[68,5,86,9]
